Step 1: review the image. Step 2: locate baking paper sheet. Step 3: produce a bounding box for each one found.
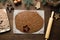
[13,10,44,34]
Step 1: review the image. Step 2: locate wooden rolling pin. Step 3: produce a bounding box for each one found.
[45,11,54,40]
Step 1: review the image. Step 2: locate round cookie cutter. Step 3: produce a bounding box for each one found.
[46,0,60,6]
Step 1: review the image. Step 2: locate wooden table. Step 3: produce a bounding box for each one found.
[0,1,60,40]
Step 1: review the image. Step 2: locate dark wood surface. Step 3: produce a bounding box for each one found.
[0,2,60,40]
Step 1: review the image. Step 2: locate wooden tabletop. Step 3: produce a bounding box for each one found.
[0,1,60,40]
